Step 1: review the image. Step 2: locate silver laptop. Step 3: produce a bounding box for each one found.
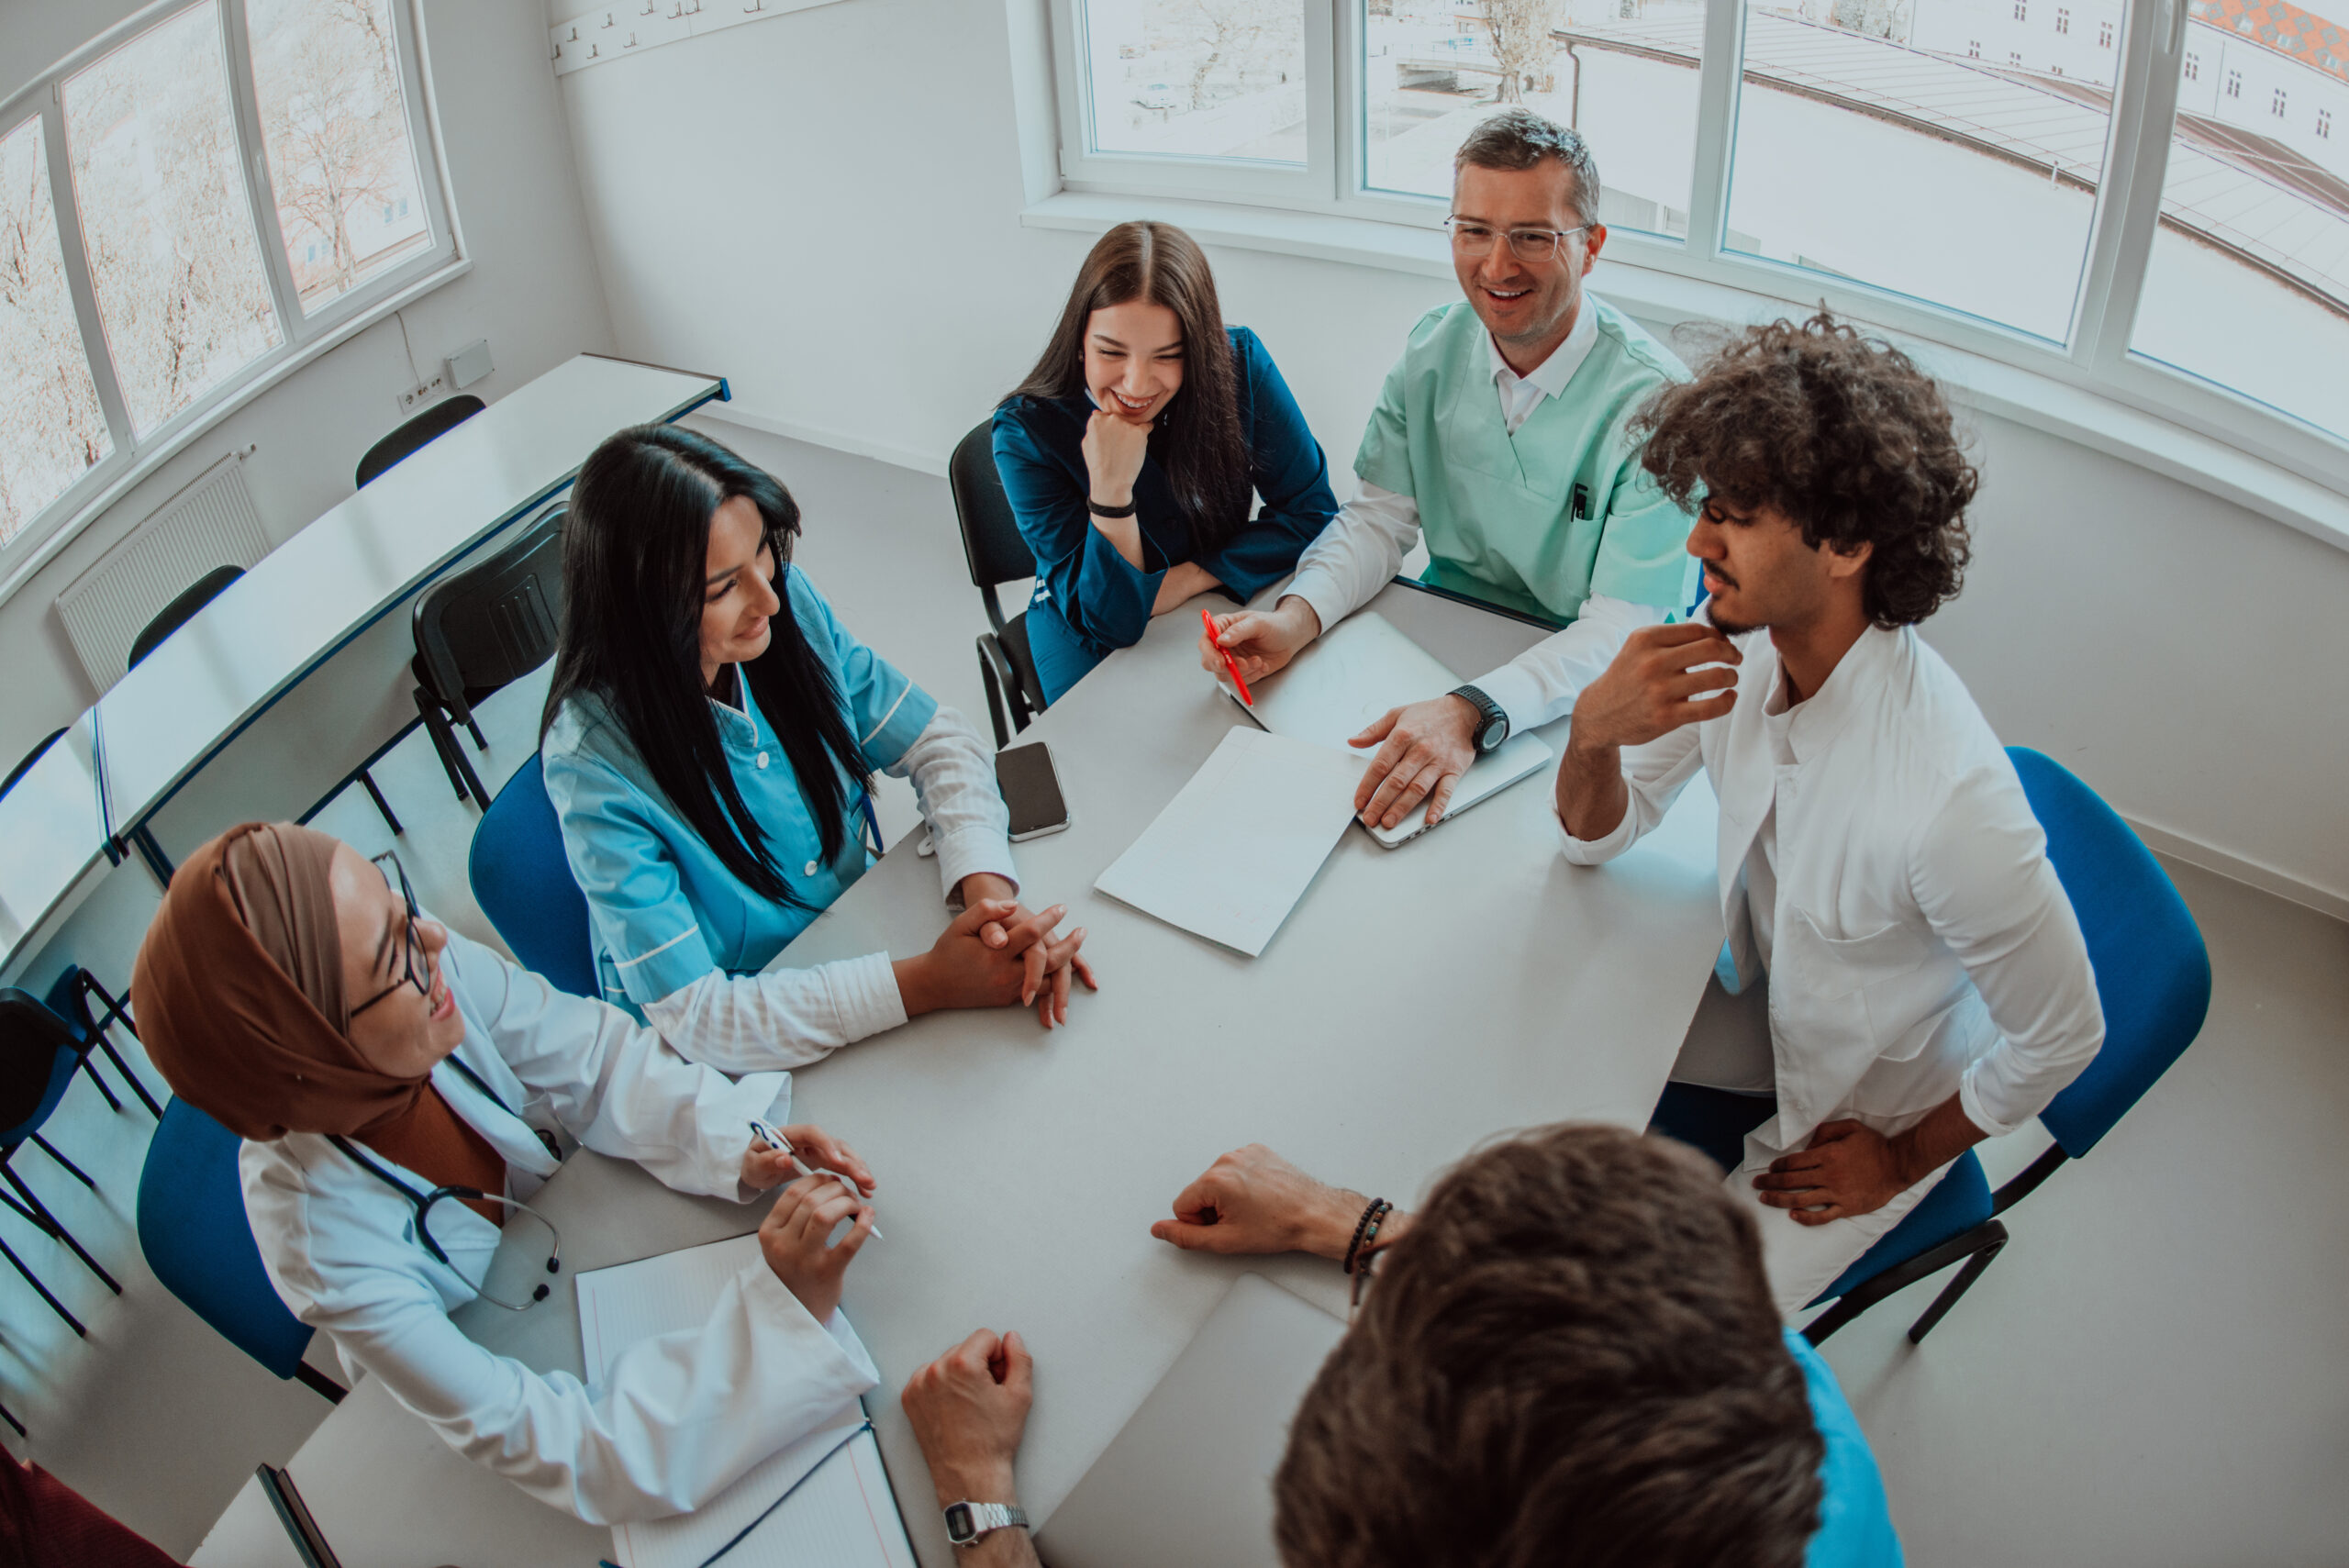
[1037,1274,1347,1568]
[1224,612,1553,848]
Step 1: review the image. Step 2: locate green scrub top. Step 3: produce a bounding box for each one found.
[1353,297,1698,627]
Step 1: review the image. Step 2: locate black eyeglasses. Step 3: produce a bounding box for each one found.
[351,851,425,1018]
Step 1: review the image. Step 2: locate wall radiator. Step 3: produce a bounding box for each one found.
[54,453,271,693]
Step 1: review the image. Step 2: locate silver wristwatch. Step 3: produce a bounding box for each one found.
[944,1500,1030,1547]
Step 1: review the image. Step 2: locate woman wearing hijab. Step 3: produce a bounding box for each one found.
[540,425,1097,1074]
[133,820,881,1523]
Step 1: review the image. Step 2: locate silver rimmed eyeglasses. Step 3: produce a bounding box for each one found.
[1443,217,1593,263]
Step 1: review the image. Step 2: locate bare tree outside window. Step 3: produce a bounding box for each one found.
[1481,0,1564,102]
[0,118,113,545]
[1084,0,1307,162]
[247,0,429,310]
[62,2,283,438]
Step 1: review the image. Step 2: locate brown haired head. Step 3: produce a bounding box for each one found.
[1009,221,1251,551]
[1275,1125,1823,1568]
[1636,310,1977,628]
[1453,107,1601,229]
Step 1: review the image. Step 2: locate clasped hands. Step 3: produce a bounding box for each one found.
[893,874,1098,1030]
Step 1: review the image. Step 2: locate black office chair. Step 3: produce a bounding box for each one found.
[356,395,485,489]
[128,567,404,836]
[1,730,65,800]
[411,504,566,807]
[948,420,1047,749]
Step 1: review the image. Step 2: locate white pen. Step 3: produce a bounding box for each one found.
[748,1118,883,1240]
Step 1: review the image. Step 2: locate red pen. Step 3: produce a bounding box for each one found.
[1202,608,1253,706]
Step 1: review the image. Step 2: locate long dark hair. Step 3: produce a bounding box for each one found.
[542,425,867,909]
[1009,221,1252,552]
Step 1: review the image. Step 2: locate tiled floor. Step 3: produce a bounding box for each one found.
[11,426,2346,1562]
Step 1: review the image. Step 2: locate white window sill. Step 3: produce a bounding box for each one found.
[1020,192,2349,556]
[0,254,475,609]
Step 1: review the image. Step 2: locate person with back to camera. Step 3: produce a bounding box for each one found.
[896,1128,1903,1565]
[1558,312,2104,1316]
[131,820,885,1522]
[994,219,1340,704]
[540,426,1098,1077]
[1200,108,1702,837]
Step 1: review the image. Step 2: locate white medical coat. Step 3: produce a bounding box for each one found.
[239,929,879,1524]
[1560,624,2104,1151]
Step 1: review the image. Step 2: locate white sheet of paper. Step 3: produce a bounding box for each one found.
[1093,726,1364,957]
[577,1234,915,1568]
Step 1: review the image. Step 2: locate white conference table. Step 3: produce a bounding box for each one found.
[194,579,1727,1568]
[89,353,726,881]
[0,717,105,971]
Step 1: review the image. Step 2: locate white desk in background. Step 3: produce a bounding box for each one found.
[0,717,106,981]
[191,580,1725,1568]
[91,354,727,885]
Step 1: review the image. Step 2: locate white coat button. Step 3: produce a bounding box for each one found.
[755,751,769,769]
[805,860,820,876]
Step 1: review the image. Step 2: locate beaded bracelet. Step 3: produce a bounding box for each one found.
[1342,1197,1391,1276]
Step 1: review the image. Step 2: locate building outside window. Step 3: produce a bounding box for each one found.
[2226,68,2242,97]
[2056,8,2070,34]
[2184,51,2199,80]
[2099,19,2114,46]
[2272,87,2288,116]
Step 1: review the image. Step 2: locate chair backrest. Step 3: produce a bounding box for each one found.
[0,728,65,799]
[470,753,599,1000]
[412,504,567,709]
[138,1098,317,1381]
[127,564,245,672]
[0,992,78,1146]
[2009,747,2213,1159]
[356,394,486,489]
[949,418,1036,592]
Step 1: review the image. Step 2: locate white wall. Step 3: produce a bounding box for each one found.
[0,0,616,773]
[553,0,2349,915]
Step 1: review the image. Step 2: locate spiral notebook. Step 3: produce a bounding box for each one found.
[576,1234,916,1568]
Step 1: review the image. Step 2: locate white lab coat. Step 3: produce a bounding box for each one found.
[1560,625,2104,1308]
[239,929,879,1525]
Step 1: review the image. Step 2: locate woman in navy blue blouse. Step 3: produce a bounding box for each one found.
[995,222,1339,703]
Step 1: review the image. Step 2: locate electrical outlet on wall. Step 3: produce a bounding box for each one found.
[398,373,447,414]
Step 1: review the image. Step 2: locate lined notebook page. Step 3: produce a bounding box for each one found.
[1093,726,1364,957]
[577,1234,916,1568]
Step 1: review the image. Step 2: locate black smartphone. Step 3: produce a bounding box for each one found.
[996,740,1072,841]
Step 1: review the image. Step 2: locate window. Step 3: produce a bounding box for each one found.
[2321,109,2333,139]
[2132,38,2349,438]
[0,0,453,566]
[1725,0,2114,340]
[0,119,113,545]
[1077,0,1308,166]
[1363,0,1701,234]
[1043,0,2349,478]
[2271,88,2287,117]
[246,0,430,311]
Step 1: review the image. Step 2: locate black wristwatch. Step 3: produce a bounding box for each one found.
[1451,684,1509,753]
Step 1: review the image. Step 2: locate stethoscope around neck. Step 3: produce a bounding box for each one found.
[328,1058,564,1310]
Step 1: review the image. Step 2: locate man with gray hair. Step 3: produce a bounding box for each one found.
[1200,109,1700,836]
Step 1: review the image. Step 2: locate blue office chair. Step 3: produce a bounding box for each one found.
[0,971,154,1335]
[471,755,599,1000]
[1651,747,2214,1346]
[137,1099,345,1403]
[470,755,885,1004]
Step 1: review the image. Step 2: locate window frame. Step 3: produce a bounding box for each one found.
[0,0,462,591]
[1039,0,2349,500]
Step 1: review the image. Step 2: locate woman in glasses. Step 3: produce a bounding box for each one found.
[541,426,1096,1075]
[133,821,883,1522]
[994,220,1338,704]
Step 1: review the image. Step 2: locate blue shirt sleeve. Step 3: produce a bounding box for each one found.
[540,731,720,1010]
[1191,327,1339,604]
[1786,1330,1904,1568]
[993,399,1161,651]
[783,567,938,771]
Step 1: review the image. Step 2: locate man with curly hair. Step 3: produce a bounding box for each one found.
[1555,313,2106,1315]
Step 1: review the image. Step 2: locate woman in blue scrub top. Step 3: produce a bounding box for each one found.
[994,221,1339,703]
[540,426,1096,1073]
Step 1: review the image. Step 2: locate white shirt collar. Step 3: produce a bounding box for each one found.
[1486,291,1603,401]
